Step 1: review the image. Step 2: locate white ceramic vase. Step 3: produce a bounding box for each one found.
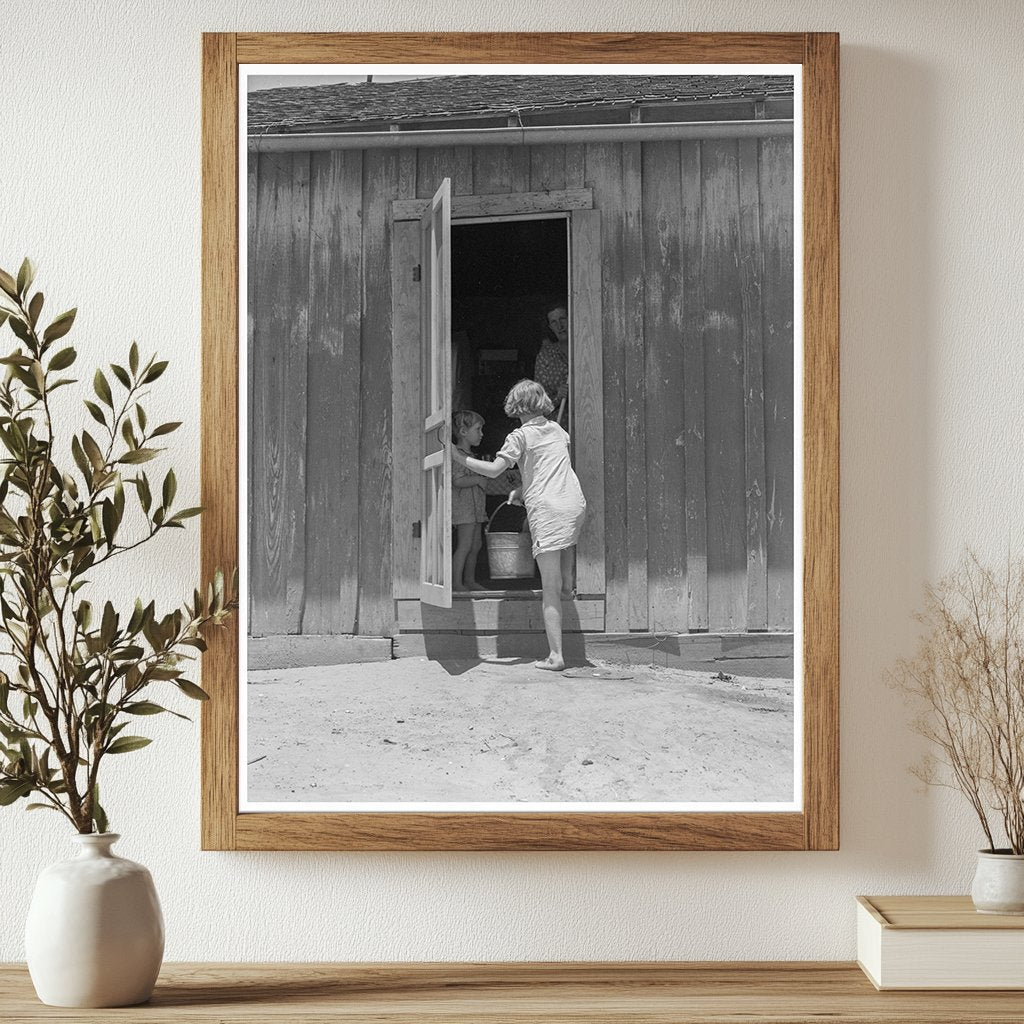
[971,849,1024,914]
[25,833,164,1007]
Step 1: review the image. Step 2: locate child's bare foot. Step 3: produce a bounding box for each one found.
[465,579,485,590]
[453,583,469,592]
[533,655,565,671]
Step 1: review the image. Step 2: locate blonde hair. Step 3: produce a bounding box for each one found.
[504,379,554,419]
[452,409,484,443]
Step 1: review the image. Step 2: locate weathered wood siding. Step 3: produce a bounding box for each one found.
[248,134,794,637]
[249,147,392,637]
[593,134,795,633]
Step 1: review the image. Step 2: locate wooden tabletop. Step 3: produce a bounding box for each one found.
[3,962,1024,1022]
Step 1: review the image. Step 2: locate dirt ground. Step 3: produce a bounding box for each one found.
[247,655,790,806]
[245,657,794,805]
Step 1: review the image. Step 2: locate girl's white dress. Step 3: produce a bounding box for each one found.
[497,417,586,557]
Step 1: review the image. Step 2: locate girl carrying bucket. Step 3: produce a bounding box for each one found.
[451,379,586,671]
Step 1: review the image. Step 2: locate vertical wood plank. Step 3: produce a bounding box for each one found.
[453,146,473,194]
[587,142,628,631]
[679,139,708,632]
[511,145,531,193]
[738,136,769,631]
[250,151,309,637]
[701,138,746,632]
[571,209,605,596]
[398,147,417,200]
[641,141,686,633]
[530,144,566,191]
[472,145,513,194]
[564,143,585,188]
[417,146,456,198]
[393,149,420,601]
[622,141,648,631]
[761,134,796,632]
[392,219,422,599]
[303,149,363,634]
[200,31,237,851]
[803,31,840,851]
[358,148,398,635]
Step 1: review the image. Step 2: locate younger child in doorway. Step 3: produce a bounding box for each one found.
[451,410,488,591]
[451,380,586,670]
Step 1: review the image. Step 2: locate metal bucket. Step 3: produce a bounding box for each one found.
[484,501,535,579]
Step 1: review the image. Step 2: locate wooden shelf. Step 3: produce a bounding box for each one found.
[3,962,1024,1021]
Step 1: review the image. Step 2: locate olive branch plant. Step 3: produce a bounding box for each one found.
[892,550,1024,854]
[0,259,235,834]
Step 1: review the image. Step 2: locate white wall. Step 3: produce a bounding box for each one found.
[2,0,1022,961]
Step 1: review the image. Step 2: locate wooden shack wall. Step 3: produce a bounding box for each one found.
[248,147,396,639]
[248,135,794,639]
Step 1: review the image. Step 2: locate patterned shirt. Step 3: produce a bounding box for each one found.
[533,342,568,403]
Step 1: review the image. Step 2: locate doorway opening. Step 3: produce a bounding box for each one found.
[450,214,570,591]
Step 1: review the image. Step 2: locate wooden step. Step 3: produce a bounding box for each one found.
[394,631,571,660]
[396,596,606,632]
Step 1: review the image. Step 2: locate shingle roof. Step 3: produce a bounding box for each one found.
[248,74,793,134]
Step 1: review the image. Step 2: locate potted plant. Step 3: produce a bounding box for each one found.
[893,550,1024,913]
[0,260,235,1005]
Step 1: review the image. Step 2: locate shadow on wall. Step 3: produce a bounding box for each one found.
[838,47,937,873]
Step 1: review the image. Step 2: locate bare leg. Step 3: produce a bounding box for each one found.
[534,550,565,670]
[452,524,474,591]
[464,525,485,589]
[559,546,575,600]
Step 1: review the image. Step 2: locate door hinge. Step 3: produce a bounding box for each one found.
[412,521,421,538]
[412,264,421,282]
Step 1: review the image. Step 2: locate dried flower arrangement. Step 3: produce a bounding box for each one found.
[893,551,1024,853]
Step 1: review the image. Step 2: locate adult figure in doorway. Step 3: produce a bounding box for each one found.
[533,300,569,426]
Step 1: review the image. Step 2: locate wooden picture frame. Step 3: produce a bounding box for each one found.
[201,32,838,851]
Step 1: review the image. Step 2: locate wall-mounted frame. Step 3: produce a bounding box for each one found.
[201,32,838,851]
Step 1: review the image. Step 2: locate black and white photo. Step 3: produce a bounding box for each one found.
[240,65,801,812]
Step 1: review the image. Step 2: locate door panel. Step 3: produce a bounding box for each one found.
[419,178,453,608]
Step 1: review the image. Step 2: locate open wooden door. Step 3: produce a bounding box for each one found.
[570,208,605,599]
[419,178,453,608]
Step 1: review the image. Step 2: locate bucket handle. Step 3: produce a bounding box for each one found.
[486,500,527,535]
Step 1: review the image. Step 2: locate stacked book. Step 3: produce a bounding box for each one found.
[857,895,1024,989]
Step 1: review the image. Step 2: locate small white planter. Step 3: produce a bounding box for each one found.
[25,833,164,1007]
[971,849,1024,915]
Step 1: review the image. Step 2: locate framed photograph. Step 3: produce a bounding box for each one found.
[201,32,838,851]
